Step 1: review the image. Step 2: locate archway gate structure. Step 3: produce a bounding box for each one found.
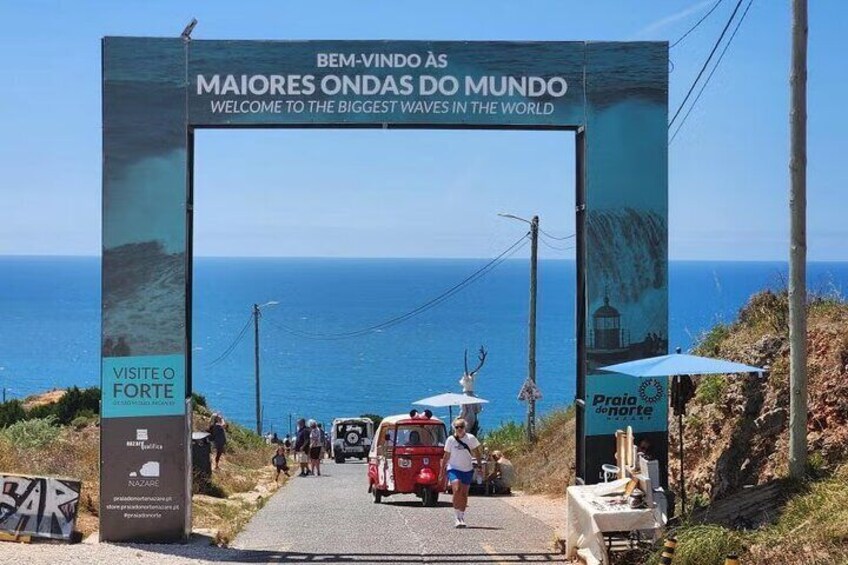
[101,37,669,541]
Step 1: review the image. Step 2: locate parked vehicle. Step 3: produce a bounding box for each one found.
[367,410,447,506]
[331,417,374,463]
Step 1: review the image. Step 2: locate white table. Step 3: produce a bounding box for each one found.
[565,479,663,565]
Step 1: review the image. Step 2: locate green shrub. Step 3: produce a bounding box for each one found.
[483,420,526,457]
[70,409,97,430]
[647,525,745,565]
[192,392,208,409]
[55,386,100,425]
[226,421,265,451]
[360,413,383,427]
[0,399,27,428]
[695,375,728,404]
[27,386,100,425]
[695,323,730,356]
[0,416,59,449]
[737,290,788,335]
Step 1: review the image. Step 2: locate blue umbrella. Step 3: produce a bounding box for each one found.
[599,351,765,514]
[600,353,765,377]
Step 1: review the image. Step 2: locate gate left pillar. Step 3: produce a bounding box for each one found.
[101,37,191,542]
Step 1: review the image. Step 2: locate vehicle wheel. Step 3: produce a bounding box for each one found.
[335,454,345,464]
[373,487,382,504]
[422,489,439,507]
[345,430,361,446]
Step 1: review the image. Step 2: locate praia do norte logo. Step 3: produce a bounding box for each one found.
[592,378,664,421]
[639,378,664,404]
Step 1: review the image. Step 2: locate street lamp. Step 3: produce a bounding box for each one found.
[499,213,540,441]
[253,300,279,435]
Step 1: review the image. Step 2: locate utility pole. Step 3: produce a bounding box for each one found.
[527,215,539,441]
[254,303,262,436]
[788,0,808,479]
[499,213,541,442]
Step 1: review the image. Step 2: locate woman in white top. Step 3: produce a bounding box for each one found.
[440,417,482,528]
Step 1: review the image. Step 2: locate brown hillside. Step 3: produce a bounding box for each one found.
[22,389,67,410]
[675,290,848,502]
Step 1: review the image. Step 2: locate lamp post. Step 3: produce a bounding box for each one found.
[498,213,539,441]
[253,300,279,435]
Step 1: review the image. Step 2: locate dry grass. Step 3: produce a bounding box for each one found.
[21,389,67,410]
[193,492,273,546]
[484,408,575,496]
[0,401,278,542]
[513,409,575,495]
[653,467,848,565]
[0,422,101,535]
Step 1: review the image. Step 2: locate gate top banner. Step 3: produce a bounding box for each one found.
[104,38,667,129]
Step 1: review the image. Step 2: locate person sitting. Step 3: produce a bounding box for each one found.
[488,450,515,494]
[406,430,422,446]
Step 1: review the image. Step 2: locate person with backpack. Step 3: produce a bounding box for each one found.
[439,417,482,528]
[308,420,323,476]
[294,418,311,477]
[208,414,228,470]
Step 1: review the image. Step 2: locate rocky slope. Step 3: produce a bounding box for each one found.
[673,290,848,502]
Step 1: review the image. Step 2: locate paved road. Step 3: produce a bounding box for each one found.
[233,460,565,564]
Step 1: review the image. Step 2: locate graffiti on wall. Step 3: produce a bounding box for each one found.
[0,474,81,540]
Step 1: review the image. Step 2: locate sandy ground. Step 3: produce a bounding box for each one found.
[501,490,567,535]
[21,389,66,409]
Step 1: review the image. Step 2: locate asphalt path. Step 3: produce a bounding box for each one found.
[232,460,564,564]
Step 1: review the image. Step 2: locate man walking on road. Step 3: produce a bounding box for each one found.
[440,417,481,528]
[294,418,310,477]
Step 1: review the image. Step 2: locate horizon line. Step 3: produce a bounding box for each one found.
[1,253,847,264]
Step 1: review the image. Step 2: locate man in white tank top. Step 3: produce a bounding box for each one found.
[440,417,482,528]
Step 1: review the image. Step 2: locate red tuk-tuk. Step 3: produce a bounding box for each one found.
[367,410,447,506]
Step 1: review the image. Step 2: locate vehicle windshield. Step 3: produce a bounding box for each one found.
[394,424,446,447]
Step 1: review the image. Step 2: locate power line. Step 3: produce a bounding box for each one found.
[267,234,529,340]
[669,0,754,145]
[538,237,574,253]
[669,0,745,130]
[264,233,530,341]
[206,314,253,367]
[537,228,575,241]
[670,0,726,49]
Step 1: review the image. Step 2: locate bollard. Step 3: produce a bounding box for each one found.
[724,555,740,565]
[659,536,677,564]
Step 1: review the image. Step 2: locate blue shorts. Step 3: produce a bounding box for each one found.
[447,469,474,486]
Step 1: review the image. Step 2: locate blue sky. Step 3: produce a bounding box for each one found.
[0,1,845,260]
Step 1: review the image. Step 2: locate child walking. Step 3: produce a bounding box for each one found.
[271,446,290,482]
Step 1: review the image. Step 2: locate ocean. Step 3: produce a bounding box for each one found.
[1,257,846,433]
